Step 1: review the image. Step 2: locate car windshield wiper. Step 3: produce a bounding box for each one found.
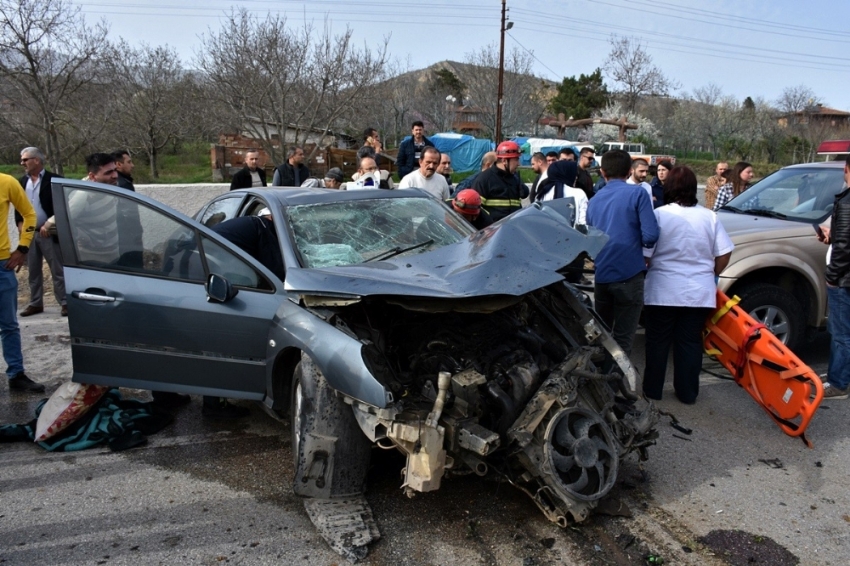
[363,239,435,263]
[720,205,745,214]
[746,208,788,220]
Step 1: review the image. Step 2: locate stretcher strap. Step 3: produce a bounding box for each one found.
[734,324,766,380]
[710,294,741,325]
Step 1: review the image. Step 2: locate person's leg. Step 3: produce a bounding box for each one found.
[826,286,850,391]
[40,236,66,306]
[606,273,645,357]
[642,305,676,400]
[25,235,45,309]
[671,307,712,404]
[593,282,615,332]
[0,261,24,377]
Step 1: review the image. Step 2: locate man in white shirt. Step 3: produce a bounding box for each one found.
[398,147,450,199]
[626,158,654,201]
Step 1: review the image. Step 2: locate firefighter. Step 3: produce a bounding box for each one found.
[472,141,527,221]
[447,188,492,230]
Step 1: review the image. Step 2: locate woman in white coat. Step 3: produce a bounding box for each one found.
[642,166,734,404]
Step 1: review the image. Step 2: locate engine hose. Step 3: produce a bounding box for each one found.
[485,381,517,433]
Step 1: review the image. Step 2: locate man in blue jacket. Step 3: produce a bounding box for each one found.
[586,149,659,359]
[397,121,434,179]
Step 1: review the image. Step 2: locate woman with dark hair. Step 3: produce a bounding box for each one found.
[712,161,754,211]
[649,159,673,209]
[643,166,734,404]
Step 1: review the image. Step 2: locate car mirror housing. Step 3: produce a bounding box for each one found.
[206,273,238,303]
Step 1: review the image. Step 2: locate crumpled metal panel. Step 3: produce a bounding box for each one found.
[284,200,608,299]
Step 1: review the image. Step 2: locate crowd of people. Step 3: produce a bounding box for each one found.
[6,121,848,414]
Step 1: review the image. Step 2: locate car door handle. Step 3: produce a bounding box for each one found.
[73,291,116,303]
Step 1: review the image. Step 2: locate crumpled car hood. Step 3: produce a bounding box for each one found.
[284,200,608,299]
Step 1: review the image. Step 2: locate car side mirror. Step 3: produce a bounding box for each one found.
[206,273,238,303]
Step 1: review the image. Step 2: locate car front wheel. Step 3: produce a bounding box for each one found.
[290,354,371,499]
[736,283,806,353]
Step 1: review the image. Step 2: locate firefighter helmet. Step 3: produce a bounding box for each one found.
[452,189,482,215]
[495,140,521,159]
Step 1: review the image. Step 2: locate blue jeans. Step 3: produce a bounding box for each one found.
[827,286,850,390]
[0,259,24,377]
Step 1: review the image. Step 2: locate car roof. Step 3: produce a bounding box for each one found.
[231,187,433,207]
[779,161,845,170]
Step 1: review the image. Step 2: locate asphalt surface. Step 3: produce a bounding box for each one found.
[2,184,848,565]
[1,311,845,565]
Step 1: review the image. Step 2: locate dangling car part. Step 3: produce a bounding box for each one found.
[53,182,659,561]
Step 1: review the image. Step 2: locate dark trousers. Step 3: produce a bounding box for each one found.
[594,272,645,357]
[642,305,712,403]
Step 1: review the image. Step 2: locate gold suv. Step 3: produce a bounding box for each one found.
[717,161,845,352]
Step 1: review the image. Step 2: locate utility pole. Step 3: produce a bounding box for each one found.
[495,0,508,143]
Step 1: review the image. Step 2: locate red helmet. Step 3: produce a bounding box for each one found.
[452,189,482,216]
[496,140,521,159]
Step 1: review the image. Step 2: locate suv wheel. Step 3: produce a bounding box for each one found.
[736,283,806,353]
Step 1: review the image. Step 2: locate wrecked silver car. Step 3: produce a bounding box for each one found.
[52,184,658,561]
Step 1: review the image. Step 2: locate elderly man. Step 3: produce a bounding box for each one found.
[704,161,728,210]
[272,146,311,187]
[398,147,450,199]
[437,153,453,194]
[16,147,66,317]
[230,150,267,190]
[454,151,496,193]
[323,168,344,189]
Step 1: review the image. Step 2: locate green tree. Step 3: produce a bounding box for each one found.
[548,69,609,119]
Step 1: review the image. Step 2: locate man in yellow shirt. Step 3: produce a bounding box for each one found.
[0,172,42,392]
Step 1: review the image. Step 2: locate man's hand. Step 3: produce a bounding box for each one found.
[817,226,831,244]
[40,220,54,238]
[5,250,26,272]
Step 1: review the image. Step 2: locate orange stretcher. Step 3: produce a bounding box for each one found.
[703,290,823,447]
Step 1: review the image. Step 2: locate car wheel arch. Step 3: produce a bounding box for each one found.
[267,347,302,417]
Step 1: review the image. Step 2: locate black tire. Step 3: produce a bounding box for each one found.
[736,283,806,353]
[290,355,371,499]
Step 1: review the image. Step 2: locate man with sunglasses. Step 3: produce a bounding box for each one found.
[17,147,66,318]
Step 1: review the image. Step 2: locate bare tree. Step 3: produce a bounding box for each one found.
[461,44,551,138]
[196,9,388,164]
[0,0,108,174]
[603,36,679,114]
[776,85,822,115]
[107,42,191,178]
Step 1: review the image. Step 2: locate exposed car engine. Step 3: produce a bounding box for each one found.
[332,281,658,526]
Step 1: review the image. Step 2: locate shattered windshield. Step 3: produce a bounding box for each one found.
[286,197,475,268]
[725,166,844,223]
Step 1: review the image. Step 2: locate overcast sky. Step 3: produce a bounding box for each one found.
[81,0,850,112]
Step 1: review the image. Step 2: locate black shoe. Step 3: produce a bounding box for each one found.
[8,373,45,393]
[202,396,250,420]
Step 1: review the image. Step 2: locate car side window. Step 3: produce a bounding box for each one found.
[64,186,271,290]
[200,196,242,228]
[200,235,272,290]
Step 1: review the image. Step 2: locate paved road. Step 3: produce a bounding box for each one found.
[1,310,845,565]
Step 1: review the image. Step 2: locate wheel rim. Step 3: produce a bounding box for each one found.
[748,304,790,343]
[293,380,303,454]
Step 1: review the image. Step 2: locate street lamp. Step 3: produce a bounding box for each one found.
[446,95,457,131]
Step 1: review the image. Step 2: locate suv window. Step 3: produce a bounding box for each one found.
[727,167,844,222]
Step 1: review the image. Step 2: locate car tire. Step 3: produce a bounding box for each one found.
[290,354,371,499]
[736,283,806,353]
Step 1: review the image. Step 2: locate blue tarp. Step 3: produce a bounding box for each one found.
[401,133,495,173]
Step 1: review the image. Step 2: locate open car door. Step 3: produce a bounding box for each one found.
[51,180,283,400]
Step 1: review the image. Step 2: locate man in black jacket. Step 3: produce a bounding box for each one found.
[397,121,434,179]
[112,149,136,192]
[818,156,850,399]
[230,150,267,190]
[472,141,528,222]
[16,147,66,317]
[272,146,310,187]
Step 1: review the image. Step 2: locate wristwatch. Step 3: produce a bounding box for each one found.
[16,245,28,254]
